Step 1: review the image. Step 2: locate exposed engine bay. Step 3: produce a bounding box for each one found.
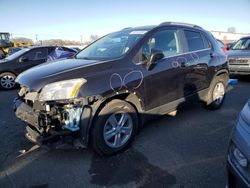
[14,86,92,148]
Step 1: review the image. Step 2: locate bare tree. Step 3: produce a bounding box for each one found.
[11,37,34,45]
[89,34,100,42]
[42,39,81,46]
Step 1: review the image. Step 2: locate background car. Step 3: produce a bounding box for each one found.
[217,39,228,53]
[227,36,250,76]
[70,47,81,52]
[47,46,76,61]
[227,99,250,187]
[0,46,76,90]
[226,42,236,50]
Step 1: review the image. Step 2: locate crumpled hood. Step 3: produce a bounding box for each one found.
[227,50,250,58]
[16,58,110,91]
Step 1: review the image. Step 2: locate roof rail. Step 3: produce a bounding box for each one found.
[122,27,132,30]
[159,22,203,29]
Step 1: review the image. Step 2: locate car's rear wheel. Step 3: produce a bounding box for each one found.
[91,99,138,156]
[0,72,17,90]
[206,74,228,110]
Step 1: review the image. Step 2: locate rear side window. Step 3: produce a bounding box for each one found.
[184,30,205,51]
[202,35,212,49]
[48,47,56,54]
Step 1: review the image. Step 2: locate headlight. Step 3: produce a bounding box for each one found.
[39,78,86,101]
[230,144,248,168]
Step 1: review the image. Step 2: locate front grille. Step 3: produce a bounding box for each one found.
[229,58,250,66]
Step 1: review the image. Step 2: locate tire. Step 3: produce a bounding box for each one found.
[205,74,228,110]
[0,72,17,90]
[91,99,138,156]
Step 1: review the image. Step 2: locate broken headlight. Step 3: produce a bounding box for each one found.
[39,78,86,101]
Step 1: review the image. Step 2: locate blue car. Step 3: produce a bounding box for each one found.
[227,99,250,187]
[47,46,76,61]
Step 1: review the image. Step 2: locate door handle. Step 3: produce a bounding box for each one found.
[210,52,215,58]
[180,62,189,67]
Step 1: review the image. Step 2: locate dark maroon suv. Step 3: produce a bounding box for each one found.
[14,22,229,156]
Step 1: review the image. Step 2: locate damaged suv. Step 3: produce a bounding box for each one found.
[14,22,229,156]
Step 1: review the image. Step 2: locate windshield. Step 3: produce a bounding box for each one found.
[5,48,30,61]
[232,38,250,50]
[76,29,148,60]
[0,33,10,41]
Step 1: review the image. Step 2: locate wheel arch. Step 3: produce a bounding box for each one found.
[0,70,18,77]
[215,68,229,78]
[82,91,145,147]
[92,91,145,127]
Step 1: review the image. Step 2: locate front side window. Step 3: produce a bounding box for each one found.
[232,38,250,50]
[135,29,180,64]
[76,29,148,60]
[184,30,205,51]
[24,48,48,61]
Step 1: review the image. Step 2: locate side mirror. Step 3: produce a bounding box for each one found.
[19,56,29,63]
[146,49,164,70]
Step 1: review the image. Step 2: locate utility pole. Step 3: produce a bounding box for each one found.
[80,35,82,44]
[35,34,38,45]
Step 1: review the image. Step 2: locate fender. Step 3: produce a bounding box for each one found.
[0,70,18,77]
[79,90,145,147]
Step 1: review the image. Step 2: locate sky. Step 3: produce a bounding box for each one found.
[1,0,250,42]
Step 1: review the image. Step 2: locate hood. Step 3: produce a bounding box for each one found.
[16,58,112,91]
[0,58,9,64]
[226,50,250,59]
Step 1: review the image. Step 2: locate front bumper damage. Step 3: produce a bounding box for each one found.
[13,87,94,148]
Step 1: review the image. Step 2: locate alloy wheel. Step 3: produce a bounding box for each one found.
[103,113,133,148]
[1,75,16,89]
[213,82,225,106]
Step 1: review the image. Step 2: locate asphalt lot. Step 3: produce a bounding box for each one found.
[0,78,250,188]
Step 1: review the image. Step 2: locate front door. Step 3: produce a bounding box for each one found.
[18,48,48,72]
[135,28,191,111]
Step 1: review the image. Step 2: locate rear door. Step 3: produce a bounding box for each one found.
[181,29,212,96]
[18,48,48,72]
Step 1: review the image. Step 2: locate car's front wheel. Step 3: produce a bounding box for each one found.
[0,72,17,90]
[91,99,138,156]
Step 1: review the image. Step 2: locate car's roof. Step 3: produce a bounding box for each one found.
[239,36,250,40]
[122,25,156,31]
[121,22,204,32]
